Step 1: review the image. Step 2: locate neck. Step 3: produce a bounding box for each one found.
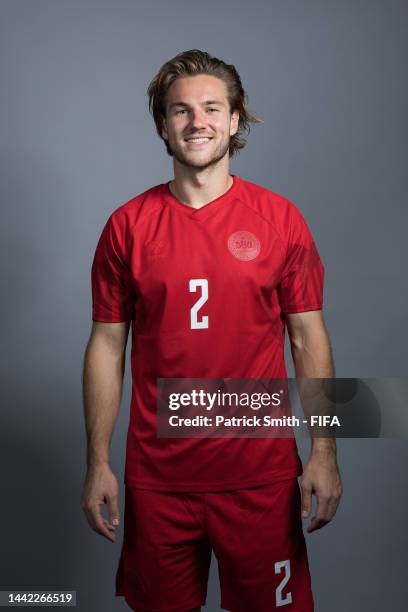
[169,161,233,209]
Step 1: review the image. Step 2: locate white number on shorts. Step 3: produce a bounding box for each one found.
[275,559,292,607]
[189,279,209,329]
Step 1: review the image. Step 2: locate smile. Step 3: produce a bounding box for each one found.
[184,137,212,143]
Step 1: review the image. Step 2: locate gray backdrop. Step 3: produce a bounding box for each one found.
[1,0,407,610]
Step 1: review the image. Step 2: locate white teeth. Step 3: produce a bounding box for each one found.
[186,138,211,143]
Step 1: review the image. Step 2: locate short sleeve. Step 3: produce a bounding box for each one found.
[277,203,325,314]
[91,213,135,322]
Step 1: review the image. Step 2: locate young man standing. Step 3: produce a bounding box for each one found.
[81,49,342,611]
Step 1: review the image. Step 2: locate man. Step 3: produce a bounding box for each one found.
[81,49,342,611]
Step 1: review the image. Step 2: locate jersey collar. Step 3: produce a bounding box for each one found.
[162,174,240,221]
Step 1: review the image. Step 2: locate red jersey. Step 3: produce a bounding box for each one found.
[91,174,324,491]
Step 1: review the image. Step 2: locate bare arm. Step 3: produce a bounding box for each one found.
[286,310,342,532]
[80,321,130,542]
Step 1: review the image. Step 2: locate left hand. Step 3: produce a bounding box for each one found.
[300,447,343,533]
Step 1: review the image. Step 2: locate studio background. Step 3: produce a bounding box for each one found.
[1,1,407,610]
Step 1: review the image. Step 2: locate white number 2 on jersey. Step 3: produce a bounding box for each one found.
[275,559,292,607]
[189,279,208,329]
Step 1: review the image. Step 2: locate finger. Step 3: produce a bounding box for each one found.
[307,496,331,532]
[103,519,117,533]
[307,515,330,533]
[93,522,116,542]
[85,504,116,542]
[325,494,341,520]
[300,482,312,518]
[106,494,120,528]
[93,514,116,541]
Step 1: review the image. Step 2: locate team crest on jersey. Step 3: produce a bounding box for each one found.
[227,231,260,261]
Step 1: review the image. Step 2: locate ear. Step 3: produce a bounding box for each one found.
[161,115,168,140]
[230,110,239,137]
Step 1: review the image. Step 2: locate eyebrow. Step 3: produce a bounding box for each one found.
[168,100,225,110]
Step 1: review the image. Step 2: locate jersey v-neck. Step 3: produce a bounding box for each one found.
[161,174,240,221]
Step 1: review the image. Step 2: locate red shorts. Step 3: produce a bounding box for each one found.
[116,478,314,611]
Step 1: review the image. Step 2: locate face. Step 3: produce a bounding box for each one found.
[161,74,239,170]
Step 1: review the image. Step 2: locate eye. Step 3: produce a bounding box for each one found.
[207,108,218,113]
[175,109,187,116]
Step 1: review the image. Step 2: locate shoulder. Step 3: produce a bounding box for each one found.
[236,176,306,241]
[109,183,164,232]
[96,183,164,258]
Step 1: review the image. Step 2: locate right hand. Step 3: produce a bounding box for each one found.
[80,462,120,542]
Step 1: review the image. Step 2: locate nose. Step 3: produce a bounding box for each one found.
[189,107,207,129]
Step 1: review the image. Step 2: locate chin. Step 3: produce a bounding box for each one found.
[177,152,214,167]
